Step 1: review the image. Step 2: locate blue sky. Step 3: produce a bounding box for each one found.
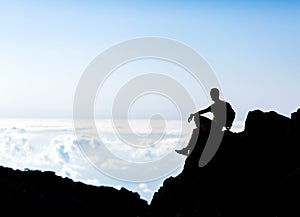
[0,0,300,121]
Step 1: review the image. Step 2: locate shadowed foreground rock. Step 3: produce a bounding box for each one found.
[150,109,300,217]
[0,166,149,216]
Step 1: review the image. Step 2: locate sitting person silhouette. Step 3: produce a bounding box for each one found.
[176,88,235,156]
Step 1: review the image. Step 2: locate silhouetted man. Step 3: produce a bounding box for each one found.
[176,88,235,156]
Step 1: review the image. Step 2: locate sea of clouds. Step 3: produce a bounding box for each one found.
[0,119,244,203]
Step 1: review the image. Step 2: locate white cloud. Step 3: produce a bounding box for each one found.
[99,158,130,171]
[230,121,245,132]
[83,179,101,186]
[138,183,153,193]
[0,119,189,203]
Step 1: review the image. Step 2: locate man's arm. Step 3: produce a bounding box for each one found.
[197,106,211,115]
[188,106,211,123]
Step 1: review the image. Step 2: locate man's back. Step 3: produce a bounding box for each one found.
[211,100,235,130]
[225,102,236,130]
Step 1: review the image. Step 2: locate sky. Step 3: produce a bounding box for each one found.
[0,0,300,204]
[0,0,299,121]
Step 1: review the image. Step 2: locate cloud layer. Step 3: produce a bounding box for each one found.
[0,118,244,203]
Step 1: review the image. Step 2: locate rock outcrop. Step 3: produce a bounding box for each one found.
[150,109,300,217]
[0,166,149,216]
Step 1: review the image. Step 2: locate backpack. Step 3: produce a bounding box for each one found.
[225,102,236,130]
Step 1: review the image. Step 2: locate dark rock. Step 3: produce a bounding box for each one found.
[150,109,300,217]
[0,166,149,216]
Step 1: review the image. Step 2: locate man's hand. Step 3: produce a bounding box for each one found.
[188,113,194,123]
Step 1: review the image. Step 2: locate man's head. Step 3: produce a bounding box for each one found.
[210,88,220,101]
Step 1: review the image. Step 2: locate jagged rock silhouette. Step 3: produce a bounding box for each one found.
[150,109,300,217]
[0,166,149,216]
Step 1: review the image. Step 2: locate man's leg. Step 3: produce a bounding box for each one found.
[176,128,199,156]
[175,115,212,156]
[176,113,199,155]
